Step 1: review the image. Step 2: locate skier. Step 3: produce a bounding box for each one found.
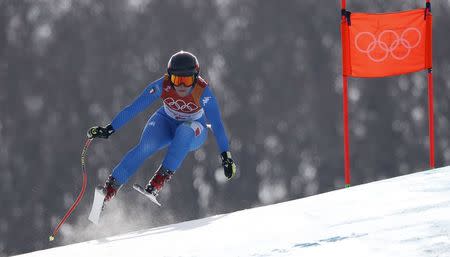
[87,50,236,204]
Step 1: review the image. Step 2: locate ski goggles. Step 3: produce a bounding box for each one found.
[170,74,195,87]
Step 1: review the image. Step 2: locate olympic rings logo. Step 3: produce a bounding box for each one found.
[354,28,421,63]
[164,97,199,112]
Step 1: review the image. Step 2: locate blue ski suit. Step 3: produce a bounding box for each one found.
[109,75,230,185]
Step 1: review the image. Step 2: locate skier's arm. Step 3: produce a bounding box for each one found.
[201,86,236,178]
[201,86,230,153]
[109,77,164,131]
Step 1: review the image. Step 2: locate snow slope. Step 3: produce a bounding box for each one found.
[17,166,450,257]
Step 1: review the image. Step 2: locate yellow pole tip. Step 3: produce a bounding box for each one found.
[49,236,55,241]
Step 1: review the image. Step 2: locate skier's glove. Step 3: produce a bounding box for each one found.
[221,151,236,179]
[87,124,115,139]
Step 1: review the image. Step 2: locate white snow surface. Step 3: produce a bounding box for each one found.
[17,166,450,257]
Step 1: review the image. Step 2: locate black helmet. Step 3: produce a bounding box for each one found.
[167,51,200,77]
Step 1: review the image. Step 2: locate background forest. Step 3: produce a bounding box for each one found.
[1,0,450,255]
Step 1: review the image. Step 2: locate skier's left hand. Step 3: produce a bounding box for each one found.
[221,151,236,179]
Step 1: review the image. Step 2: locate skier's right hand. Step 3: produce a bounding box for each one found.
[87,124,115,139]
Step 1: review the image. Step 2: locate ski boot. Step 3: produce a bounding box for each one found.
[103,175,122,201]
[145,165,175,197]
[88,175,122,224]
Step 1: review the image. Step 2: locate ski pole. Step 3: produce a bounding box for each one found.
[49,138,93,241]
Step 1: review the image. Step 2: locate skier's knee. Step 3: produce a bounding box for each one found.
[135,140,158,156]
[181,121,204,138]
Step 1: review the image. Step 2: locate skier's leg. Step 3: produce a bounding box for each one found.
[90,113,172,221]
[145,121,207,196]
[162,121,207,171]
[109,112,173,187]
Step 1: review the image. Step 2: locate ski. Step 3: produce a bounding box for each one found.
[133,184,162,207]
[88,186,106,224]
